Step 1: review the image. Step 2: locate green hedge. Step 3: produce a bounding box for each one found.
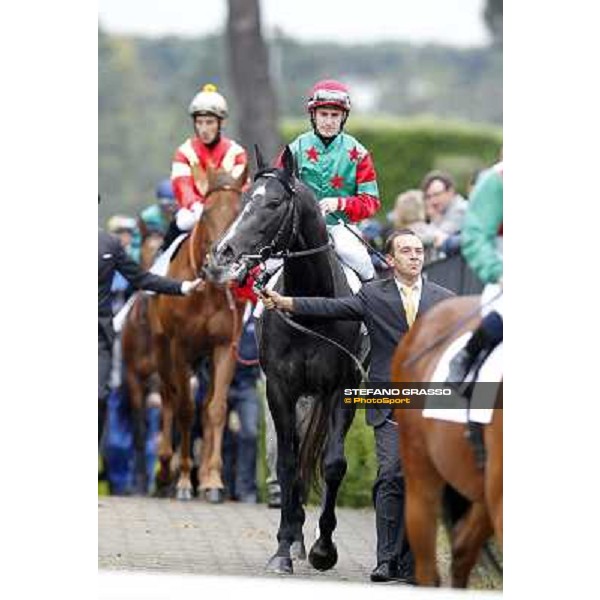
[281,118,502,217]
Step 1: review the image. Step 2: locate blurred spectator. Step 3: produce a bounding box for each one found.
[420,170,468,260]
[384,189,438,264]
[130,179,178,263]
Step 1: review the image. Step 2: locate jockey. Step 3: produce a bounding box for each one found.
[276,79,381,284]
[130,179,178,262]
[446,161,503,385]
[160,83,249,252]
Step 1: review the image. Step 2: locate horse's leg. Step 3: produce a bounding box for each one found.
[124,367,148,495]
[450,501,493,587]
[308,401,355,571]
[265,377,302,575]
[155,334,175,495]
[199,344,237,503]
[171,344,194,501]
[399,418,444,586]
[485,414,503,548]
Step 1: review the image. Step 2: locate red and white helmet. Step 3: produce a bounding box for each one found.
[307,79,351,113]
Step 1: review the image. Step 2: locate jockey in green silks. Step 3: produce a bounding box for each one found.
[447,161,503,385]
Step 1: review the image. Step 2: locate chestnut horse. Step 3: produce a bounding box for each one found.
[120,229,164,494]
[148,165,248,502]
[390,296,502,587]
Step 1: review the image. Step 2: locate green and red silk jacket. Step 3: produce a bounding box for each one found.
[277,131,380,226]
[462,162,503,284]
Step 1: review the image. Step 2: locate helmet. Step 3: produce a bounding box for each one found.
[155,178,175,206]
[107,215,136,233]
[307,79,351,113]
[188,83,228,119]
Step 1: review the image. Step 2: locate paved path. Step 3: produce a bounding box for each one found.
[98,497,501,588]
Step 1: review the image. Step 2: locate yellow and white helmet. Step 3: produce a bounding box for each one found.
[188,83,229,119]
[107,215,136,233]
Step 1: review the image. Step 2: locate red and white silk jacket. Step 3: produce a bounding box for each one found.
[170,136,248,209]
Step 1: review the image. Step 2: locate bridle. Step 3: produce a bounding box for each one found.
[189,182,244,277]
[236,169,331,268]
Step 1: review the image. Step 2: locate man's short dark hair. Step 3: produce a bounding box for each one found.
[384,229,420,255]
[420,170,455,193]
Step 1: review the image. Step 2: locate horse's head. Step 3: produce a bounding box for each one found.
[187,163,248,283]
[211,145,305,283]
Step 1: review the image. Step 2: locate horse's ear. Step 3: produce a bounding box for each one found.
[254,144,267,171]
[234,162,250,190]
[281,145,296,178]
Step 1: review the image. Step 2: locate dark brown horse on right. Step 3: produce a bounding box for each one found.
[390,296,502,587]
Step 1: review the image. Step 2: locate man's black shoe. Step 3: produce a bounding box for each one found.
[370,561,398,583]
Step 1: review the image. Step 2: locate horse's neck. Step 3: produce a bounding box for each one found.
[283,196,336,297]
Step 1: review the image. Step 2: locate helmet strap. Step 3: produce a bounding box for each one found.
[310,109,348,145]
[192,115,223,147]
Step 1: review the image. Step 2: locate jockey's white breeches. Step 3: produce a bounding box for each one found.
[328,223,374,281]
[481,283,503,319]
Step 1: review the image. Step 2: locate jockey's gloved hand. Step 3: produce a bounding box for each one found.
[176,207,196,231]
[319,197,343,215]
[181,278,205,295]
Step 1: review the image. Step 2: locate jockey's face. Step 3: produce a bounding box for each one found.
[314,107,345,138]
[194,115,220,144]
[387,234,424,282]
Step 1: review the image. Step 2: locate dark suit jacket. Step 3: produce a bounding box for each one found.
[293,276,454,427]
[98,230,183,343]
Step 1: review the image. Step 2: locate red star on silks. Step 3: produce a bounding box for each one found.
[306,146,319,162]
[348,146,361,162]
[330,174,345,189]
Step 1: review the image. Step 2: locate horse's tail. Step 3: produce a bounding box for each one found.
[298,394,330,494]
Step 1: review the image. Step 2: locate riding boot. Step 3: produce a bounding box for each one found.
[159,219,182,252]
[446,311,503,388]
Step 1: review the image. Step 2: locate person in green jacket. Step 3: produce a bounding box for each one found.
[447,162,503,385]
[130,179,178,263]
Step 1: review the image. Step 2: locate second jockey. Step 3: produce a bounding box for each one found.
[446,161,503,386]
[276,79,381,284]
[160,83,249,253]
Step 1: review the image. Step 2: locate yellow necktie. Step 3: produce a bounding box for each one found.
[402,285,416,327]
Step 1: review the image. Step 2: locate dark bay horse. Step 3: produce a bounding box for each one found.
[390,296,502,587]
[211,146,362,574]
[148,165,248,502]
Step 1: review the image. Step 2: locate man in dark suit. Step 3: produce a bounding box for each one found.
[261,228,454,583]
[98,228,204,446]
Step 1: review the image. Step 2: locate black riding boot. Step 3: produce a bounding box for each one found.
[446,311,503,387]
[159,219,182,252]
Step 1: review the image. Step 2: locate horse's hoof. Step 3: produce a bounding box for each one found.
[309,538,338,571]
[290,540,307,561]
[266,554,293,575]
[204,488,224,504]
[176,487,193,501]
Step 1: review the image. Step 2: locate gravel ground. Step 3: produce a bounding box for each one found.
[99,496,501,589]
